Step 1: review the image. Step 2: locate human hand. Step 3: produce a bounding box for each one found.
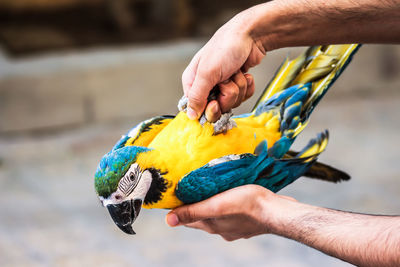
[182,10,266,121]
[203,71,255,123]
[167,188,400,266]
[166,185,297,241]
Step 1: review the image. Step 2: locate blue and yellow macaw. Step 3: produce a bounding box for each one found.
[95,44,359,234]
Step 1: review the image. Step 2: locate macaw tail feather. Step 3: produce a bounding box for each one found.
[249,46,359,187]
[304,161,350,183]
[252,44,361,116]
[255,130,330,192]
[296,130,329,161]
[251,44,360,141]
[284,150,350,183]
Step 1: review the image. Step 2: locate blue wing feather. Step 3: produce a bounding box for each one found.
[176,134,318,203]
[176,129,329,204]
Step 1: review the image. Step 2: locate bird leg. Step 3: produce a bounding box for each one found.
[177,95,188,112]
[177,95,237,135]
[210,111,237,135]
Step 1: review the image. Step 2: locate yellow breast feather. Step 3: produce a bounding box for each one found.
[138,111,281,209]
[124,116,174,147]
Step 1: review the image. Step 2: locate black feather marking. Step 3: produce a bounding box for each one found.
[130,115,174,144]
[285,150,299,157]
[144,168,168,205]
[284,150,350,183]
[142,117,171,133]
[272,172,287,188]
[304,162,351,183]
[257,164,274,179]
[240,153,253,159]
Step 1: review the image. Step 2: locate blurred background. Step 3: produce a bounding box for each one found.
[1,1,400,266]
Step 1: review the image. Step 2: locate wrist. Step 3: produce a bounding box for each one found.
[256,190,312,236]
[244,1,290,52]
[252,189,286,234]
[244,0,330,52]
[245,0,400,51]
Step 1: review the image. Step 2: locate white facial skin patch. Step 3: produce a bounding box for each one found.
[101,164,153,206]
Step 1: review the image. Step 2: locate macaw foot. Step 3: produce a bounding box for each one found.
[177,95,188,112]
[209,111,237,135]
[199,111,237,135]
[178,95,237,135]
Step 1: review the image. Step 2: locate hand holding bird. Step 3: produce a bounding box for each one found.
[94,44,359,235]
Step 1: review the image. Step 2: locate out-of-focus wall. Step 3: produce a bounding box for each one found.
[1,0,399,133]
[0,0,261,56]
[1,43,399,134]
[0,0,101,9]
[1,2,400,267]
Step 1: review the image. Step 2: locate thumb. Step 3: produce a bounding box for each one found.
[166,201,218,226]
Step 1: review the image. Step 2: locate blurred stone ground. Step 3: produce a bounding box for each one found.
[0,42,400,267]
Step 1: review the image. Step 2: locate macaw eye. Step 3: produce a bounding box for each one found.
[118,167,141,196]
[115,194,122,200]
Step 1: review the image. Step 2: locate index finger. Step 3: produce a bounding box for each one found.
[182,49,202,96]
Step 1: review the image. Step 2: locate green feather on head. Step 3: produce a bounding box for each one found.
[94,146,150,198]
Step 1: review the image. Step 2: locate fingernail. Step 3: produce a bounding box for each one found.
[187,107,198,120]
[246,76,253,86]
[211,101,219,113]
[166,213,179,227]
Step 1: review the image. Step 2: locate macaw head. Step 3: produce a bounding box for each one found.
[94,145,153,235]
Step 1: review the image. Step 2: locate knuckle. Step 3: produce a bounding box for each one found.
[180,208,196,223]
[222,235,235,242]
[182,73,191,87]
[225,85,239,99]
[203,220,217,234]
[197,65,219,83]
[235,74,247,90]
[212,199,229,215]
[182,67,189,80]
[208,228,217,234]
[186,208,197,222]
[188,92,201,104]
[247,84,255,95]
[209,204,222,215]
[245,86,255,99]
[188,92,204,109]
[232,101,241,109]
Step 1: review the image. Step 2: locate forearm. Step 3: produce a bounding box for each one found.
[240,0,400,51]
[264,199,400,266]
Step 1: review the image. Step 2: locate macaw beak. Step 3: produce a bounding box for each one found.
[106,199,142,235]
